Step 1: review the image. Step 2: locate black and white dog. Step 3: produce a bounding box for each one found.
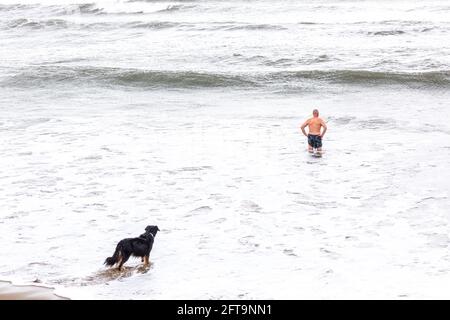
[104,225,159,270]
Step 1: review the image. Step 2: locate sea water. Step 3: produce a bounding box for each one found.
[0,0,449,299]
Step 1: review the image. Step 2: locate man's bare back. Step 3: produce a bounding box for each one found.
[305,117,325,135]
[300,109,327,153]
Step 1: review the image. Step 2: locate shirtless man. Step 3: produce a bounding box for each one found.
[300,109,327,154]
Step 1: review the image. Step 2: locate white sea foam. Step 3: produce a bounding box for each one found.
[0,0,449,299]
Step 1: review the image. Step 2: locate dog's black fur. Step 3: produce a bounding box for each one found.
[104,225,159,270]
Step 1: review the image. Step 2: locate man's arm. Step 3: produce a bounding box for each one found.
[300,119,309,137]
[320,119,327,138]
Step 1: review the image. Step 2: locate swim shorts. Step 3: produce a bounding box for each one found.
[308,134,322,148]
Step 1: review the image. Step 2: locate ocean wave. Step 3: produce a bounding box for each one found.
[0,4,31,11]
[419,27,435,33]
[1,66,255,89]
[224,23,287,31]
[264,58,294,67]
[169,22,288,32]
[55,3,105,15]
[0,3,160,16]
[2,67,449,90]
[2,18,182,31]
[156,4,196,13]
[368,30,406,36]
[265,70,450,87]
[373,20,427,26]
[124,21,181,29]
[53,3,152,16]
[4,18,69,30]
[0,3,107,16]
[297,55,333,65]
[1,18,285,32]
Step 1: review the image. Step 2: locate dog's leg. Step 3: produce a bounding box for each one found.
[143,255,150,267]
[115,251,123,270]
[117,257,123,271]
[118,252,131,270]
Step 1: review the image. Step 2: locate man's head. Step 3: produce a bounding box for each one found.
[313,109,319,117]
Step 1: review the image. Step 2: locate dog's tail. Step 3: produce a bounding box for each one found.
[104,243,122,267]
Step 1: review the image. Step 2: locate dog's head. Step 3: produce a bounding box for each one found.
[145,225,160,235]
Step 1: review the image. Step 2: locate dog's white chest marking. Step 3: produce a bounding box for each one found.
[178,304,211,318]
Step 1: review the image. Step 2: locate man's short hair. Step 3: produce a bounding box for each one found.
[313,109,319,114]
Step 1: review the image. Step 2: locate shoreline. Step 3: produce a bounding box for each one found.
[0,280,69,300]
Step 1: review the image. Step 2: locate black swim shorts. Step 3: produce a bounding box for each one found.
[308,134,322,148]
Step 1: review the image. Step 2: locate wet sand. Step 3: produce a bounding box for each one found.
[0,281,69,300]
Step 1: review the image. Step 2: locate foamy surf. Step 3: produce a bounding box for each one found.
[1,0,450,299]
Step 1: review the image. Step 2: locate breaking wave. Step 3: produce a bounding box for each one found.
[2,67,449,89]
[265,70,450,87]
[0,66,254,89]
[4,18,70,30]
